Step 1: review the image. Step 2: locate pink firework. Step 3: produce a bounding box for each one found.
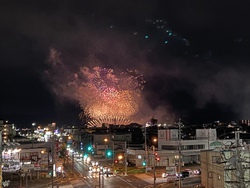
[74,66,145,126]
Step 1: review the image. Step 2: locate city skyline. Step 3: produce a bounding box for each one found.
[1,1,250,127]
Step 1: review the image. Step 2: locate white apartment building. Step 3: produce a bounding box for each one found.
[127,128,239,168]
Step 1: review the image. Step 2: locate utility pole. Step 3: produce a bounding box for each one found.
[222,128,247,188]
[144,125,148,173]
[178,119,182,188]
[153,146,156,188]
[112,142,115,172]
[51,135,55,188]
[99,170,101,188]
[235,129,245,188]
[124,141,127,176]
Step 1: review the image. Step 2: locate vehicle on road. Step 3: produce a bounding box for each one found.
[180,171,189,178]
[166,175,177,182]
[184,169,194,176]
[193,169,201,175]
[162,166,177,179]
[176,171,189,179]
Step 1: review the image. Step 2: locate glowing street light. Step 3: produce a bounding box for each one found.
[118,155,123,160]
[152,138,158,188]
[104,138,108,159]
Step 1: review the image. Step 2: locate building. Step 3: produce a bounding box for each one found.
[158,128,217,165]
[125,128,239,168]
[0,120,17,142]
[200,131,250,188]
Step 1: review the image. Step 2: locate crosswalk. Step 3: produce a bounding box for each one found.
[44,175,166,188]
[134,174,167,184]
[54,174,112,188]
[82,174,113,179]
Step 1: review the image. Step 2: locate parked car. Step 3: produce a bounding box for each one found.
[181,171,190,178]
[193,169,201,175]
[166,175,177,182]
[176,171,189,179]
[184,169,194,176]
[162,172,168,178]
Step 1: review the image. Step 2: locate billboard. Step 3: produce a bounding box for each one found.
[20,150,48,171]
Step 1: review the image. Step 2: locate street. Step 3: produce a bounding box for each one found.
[62,157,201,188]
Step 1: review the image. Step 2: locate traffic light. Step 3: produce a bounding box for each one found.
[142,161,146,166]
[106,150,112,157]
[114,160,118,164]
[155,152,160,161]
[154,152,158,158]
[87,145,92,152]
[83,154,88,159]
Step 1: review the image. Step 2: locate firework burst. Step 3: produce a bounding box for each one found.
[73,66,145,126]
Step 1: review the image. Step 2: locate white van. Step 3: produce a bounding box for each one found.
[166,174,177,182]
[162,166,177,182]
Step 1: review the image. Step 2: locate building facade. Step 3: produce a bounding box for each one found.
[0,120,16,142]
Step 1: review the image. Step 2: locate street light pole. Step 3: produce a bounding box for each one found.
[104,138,108,161]
[31,123,36,149]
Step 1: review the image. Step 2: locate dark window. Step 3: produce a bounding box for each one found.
[162,144,205,150]
[212,156,221,163]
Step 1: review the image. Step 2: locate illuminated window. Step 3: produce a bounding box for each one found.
[218,174,221,180]
[208,171,213,178]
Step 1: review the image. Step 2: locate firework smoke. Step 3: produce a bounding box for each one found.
[47,48,145,126]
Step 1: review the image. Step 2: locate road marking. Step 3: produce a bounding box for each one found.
[117,176,137,188]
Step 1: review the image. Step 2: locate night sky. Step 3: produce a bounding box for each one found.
[1,0,250,128]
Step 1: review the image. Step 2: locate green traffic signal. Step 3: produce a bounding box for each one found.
[106,150,112,157]
[142,161,146,166]
[87,145,92,151]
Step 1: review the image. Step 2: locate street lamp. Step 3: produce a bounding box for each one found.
[152,138,157,188]
[152,138,157,145]
[118,155,123,160]
[104,138,108,160]
[31,122,36,148]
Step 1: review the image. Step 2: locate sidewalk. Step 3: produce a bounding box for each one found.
[6,158,74,188]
